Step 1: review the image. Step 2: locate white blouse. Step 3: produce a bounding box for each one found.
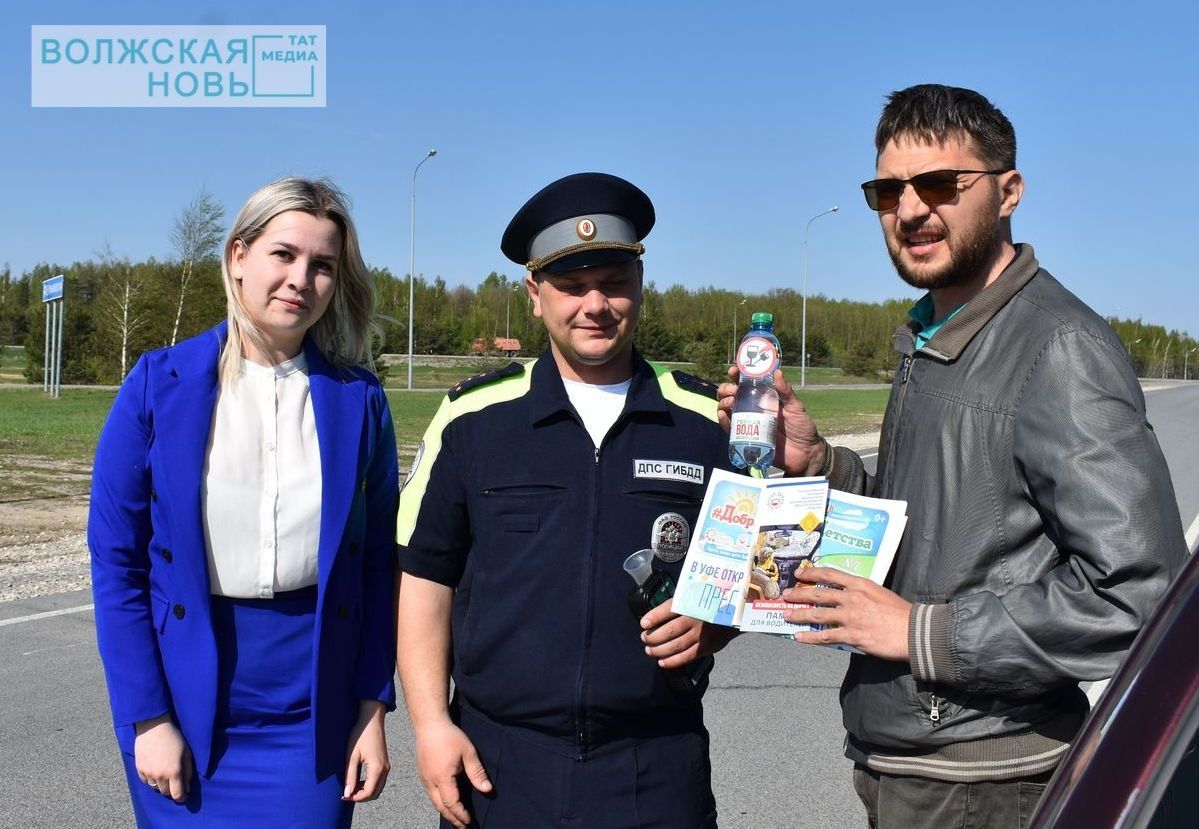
[201,354,322,598]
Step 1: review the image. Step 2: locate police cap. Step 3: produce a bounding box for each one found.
[501,172,655,275]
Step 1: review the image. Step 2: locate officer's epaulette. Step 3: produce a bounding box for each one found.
[447,362,526,401]
[670,369,718,400]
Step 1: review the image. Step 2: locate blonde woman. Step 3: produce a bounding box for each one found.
[89,177,398,827]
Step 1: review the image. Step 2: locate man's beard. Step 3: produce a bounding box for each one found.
[888,210,1002,291]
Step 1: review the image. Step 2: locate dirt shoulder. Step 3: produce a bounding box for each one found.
[1,455,92,602]
[0,497,89,603]
[0,431,883,603]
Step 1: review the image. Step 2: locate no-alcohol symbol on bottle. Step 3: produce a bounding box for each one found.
[736,337,778,379]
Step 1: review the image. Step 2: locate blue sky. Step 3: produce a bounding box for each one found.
[3,0,1196,338]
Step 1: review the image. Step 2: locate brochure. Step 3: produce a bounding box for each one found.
[672,469,907,643]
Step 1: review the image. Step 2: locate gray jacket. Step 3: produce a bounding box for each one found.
[828,244,1187,782]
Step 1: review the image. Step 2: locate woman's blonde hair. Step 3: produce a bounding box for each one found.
[219,177,379,382]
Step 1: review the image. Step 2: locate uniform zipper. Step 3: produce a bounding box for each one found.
[928,694,942,726]
[572,439,603,761]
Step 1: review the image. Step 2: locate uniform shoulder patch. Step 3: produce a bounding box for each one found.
[448,362,526,401]
[670,369,718,400]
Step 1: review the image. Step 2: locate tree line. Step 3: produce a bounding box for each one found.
[4,259,1193,385]
[0,257,896,384]
[0,185,1193,385]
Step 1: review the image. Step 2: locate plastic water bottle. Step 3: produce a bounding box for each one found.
[729,312,781,472]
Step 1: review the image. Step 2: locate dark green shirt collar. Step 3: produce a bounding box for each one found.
[908,294,965,350]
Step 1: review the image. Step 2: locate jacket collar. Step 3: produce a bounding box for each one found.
[896,243,1041,362]
[163,320,226,380]
[528,348,668,425]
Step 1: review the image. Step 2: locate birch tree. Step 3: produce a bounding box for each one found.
[95,244,151,381]
[170,188,224,346]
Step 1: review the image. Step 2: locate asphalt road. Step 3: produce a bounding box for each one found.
[1,382,1193,829]
[852,382,1199,547]
[0,593,855,829]
[1145,384,1199,547]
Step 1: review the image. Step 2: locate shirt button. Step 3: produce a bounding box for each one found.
[337,604,349,620]
[259,588,271,598]
[265,442,276,452]
[348,542,358,558]
[173,604,185,620]
[161,548,173,563]
[265,539,275,549]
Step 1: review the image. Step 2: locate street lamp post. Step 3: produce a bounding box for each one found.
[506,283,522,339]
[407,149,438,390]
[1162,338,1174,380]
[801,206,839,387]
[1129,337,1142,375]
[1184,347,1197,381]
[730,298,746,364]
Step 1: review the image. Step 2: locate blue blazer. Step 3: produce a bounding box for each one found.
[89,324,398,780]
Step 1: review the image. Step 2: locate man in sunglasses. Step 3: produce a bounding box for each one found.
[719,83,1186,826]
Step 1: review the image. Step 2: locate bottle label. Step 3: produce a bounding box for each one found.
[736,336,779,379]
[730,412,777,445]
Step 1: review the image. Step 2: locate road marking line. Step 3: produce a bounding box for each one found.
[0,604,93,628]
[1186,512,1199,555]
[23,642,86,657]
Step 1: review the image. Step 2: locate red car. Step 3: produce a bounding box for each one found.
[1028,539,1199,828]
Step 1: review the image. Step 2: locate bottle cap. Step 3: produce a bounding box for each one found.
[622,549,655,586]
[751,312,773,325]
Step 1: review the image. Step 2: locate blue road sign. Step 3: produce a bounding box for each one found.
[42,274,64,302]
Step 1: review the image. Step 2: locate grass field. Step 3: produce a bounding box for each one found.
[780,365,878,386]
[0,383,884,478]
[1,346,875,390]
[387,392,448,457]
[0,346,882,506]
[380,360,517,391]
[0,388,119,502]
[0,345,26,383]
[381,361,875,390]
[0,388,119,462]
[793,388,890,435]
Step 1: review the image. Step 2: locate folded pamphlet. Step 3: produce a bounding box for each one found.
[672,468,907,645]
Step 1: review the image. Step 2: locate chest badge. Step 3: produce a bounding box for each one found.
[633,459,705,485]
[652,512,690,563]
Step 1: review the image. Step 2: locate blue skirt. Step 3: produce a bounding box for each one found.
[121,586,352,828]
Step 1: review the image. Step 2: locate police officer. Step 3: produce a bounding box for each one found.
[396,172,737,828]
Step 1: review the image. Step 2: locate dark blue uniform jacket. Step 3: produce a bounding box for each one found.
[397,351,732,751]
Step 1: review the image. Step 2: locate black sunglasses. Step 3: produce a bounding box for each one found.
[860,168,1010,211]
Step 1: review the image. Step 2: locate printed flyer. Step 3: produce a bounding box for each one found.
[670,471,762,627]
[737,477,830,634]
[672,469,908,643]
